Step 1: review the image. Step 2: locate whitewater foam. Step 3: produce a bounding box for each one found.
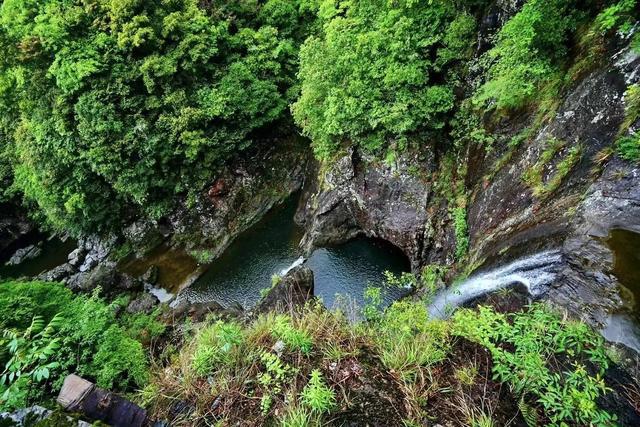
[428,250,563,319]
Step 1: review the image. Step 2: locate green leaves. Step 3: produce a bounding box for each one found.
[0,312,64,410]
[293,0,476,159]
[453,304,616,426]
[300,369,336,413]
[0,0,308,235]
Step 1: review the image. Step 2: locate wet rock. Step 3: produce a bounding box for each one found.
[207,178,230,199]
[66,262,142,295]
[141,265,159,285]
[123,220,165,257]
[168,138,308,260]
[168,300,228,323]
[37,263,76,282]
[126,292,159,314]
[0,405,90,427]
[477,0,526,54]
[297,149,436,270]
[254,266,315,316]
[67,247,86,267]
[5,243,42,266]
[0,203,36,260]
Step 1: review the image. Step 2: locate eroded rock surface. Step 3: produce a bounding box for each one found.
[253,265,315,316]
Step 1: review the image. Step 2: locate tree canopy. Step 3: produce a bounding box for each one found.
[0,0,315,234]
[292,0,482,159]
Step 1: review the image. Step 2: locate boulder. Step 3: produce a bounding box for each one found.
[5,243,42,266]
[126,293,159,314]
[168,300,228,323]
[141,265,159,285]
[254,266,315,315]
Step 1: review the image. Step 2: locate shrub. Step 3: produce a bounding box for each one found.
[258,351,295,415]
[0,314,64,411]
[474,0,583,111]
[616,134,640,162]
[371,300,450,379]
[92,325,149,390]
[452,206,469,260]
[453,304,616,426]
[300,370,336,413]
[270,315,313,354]
[191,321,244,376]
[0,281,156,406]
[292,0,482,159]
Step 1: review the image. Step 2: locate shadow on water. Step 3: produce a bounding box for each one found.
[0,237,76,280]
[607,229,640,316]
[119,243,201,294]
[602,228,640,352]
[179,194,411,310]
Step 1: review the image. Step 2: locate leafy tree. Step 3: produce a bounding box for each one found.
[292,0,483,159]
[0,0,312,234]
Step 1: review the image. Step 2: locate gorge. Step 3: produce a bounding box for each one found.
[1,0,640,425]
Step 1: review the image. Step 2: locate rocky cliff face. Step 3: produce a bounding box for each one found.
[34,138,309,295]
[296,28,640,339]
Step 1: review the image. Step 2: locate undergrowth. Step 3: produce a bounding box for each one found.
[142,294,620,426]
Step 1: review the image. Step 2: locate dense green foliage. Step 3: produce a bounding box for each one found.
[292,0,483,158]
[0,281,163,411]
[142,295,618,426]
[0,0,638,234]
[0,0,314,234]
[473,0,584,111]
[455,304,616,426]
[616,84,640,162]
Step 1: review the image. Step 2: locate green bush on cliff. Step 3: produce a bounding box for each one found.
[0,0,314,235]
[292,0,483,159]
[453,304,615,426]
[473,0,584,112]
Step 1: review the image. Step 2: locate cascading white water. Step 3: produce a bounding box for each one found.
[428,250,563,319]
[279,256,305,276]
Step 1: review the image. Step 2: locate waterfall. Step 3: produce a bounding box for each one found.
[428,250,563,319]
[279,256,305,276]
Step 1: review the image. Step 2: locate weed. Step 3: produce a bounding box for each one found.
[300,370,336,413]
[189,248,215,264]
[454,364,478,386]
[616,133,640,162]
[452,206,469,260]
[279,404,318,427]
[270,315,313,354]
[523,138,582,198]
[191,321,244,376]
[258,351,295,416]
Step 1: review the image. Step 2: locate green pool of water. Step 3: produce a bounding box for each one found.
[180,195,411,309]
[607,228,640,317]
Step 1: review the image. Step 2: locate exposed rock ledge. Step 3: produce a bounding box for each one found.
[37,138,309,296]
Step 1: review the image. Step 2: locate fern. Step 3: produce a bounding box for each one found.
[518,395,539,427]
